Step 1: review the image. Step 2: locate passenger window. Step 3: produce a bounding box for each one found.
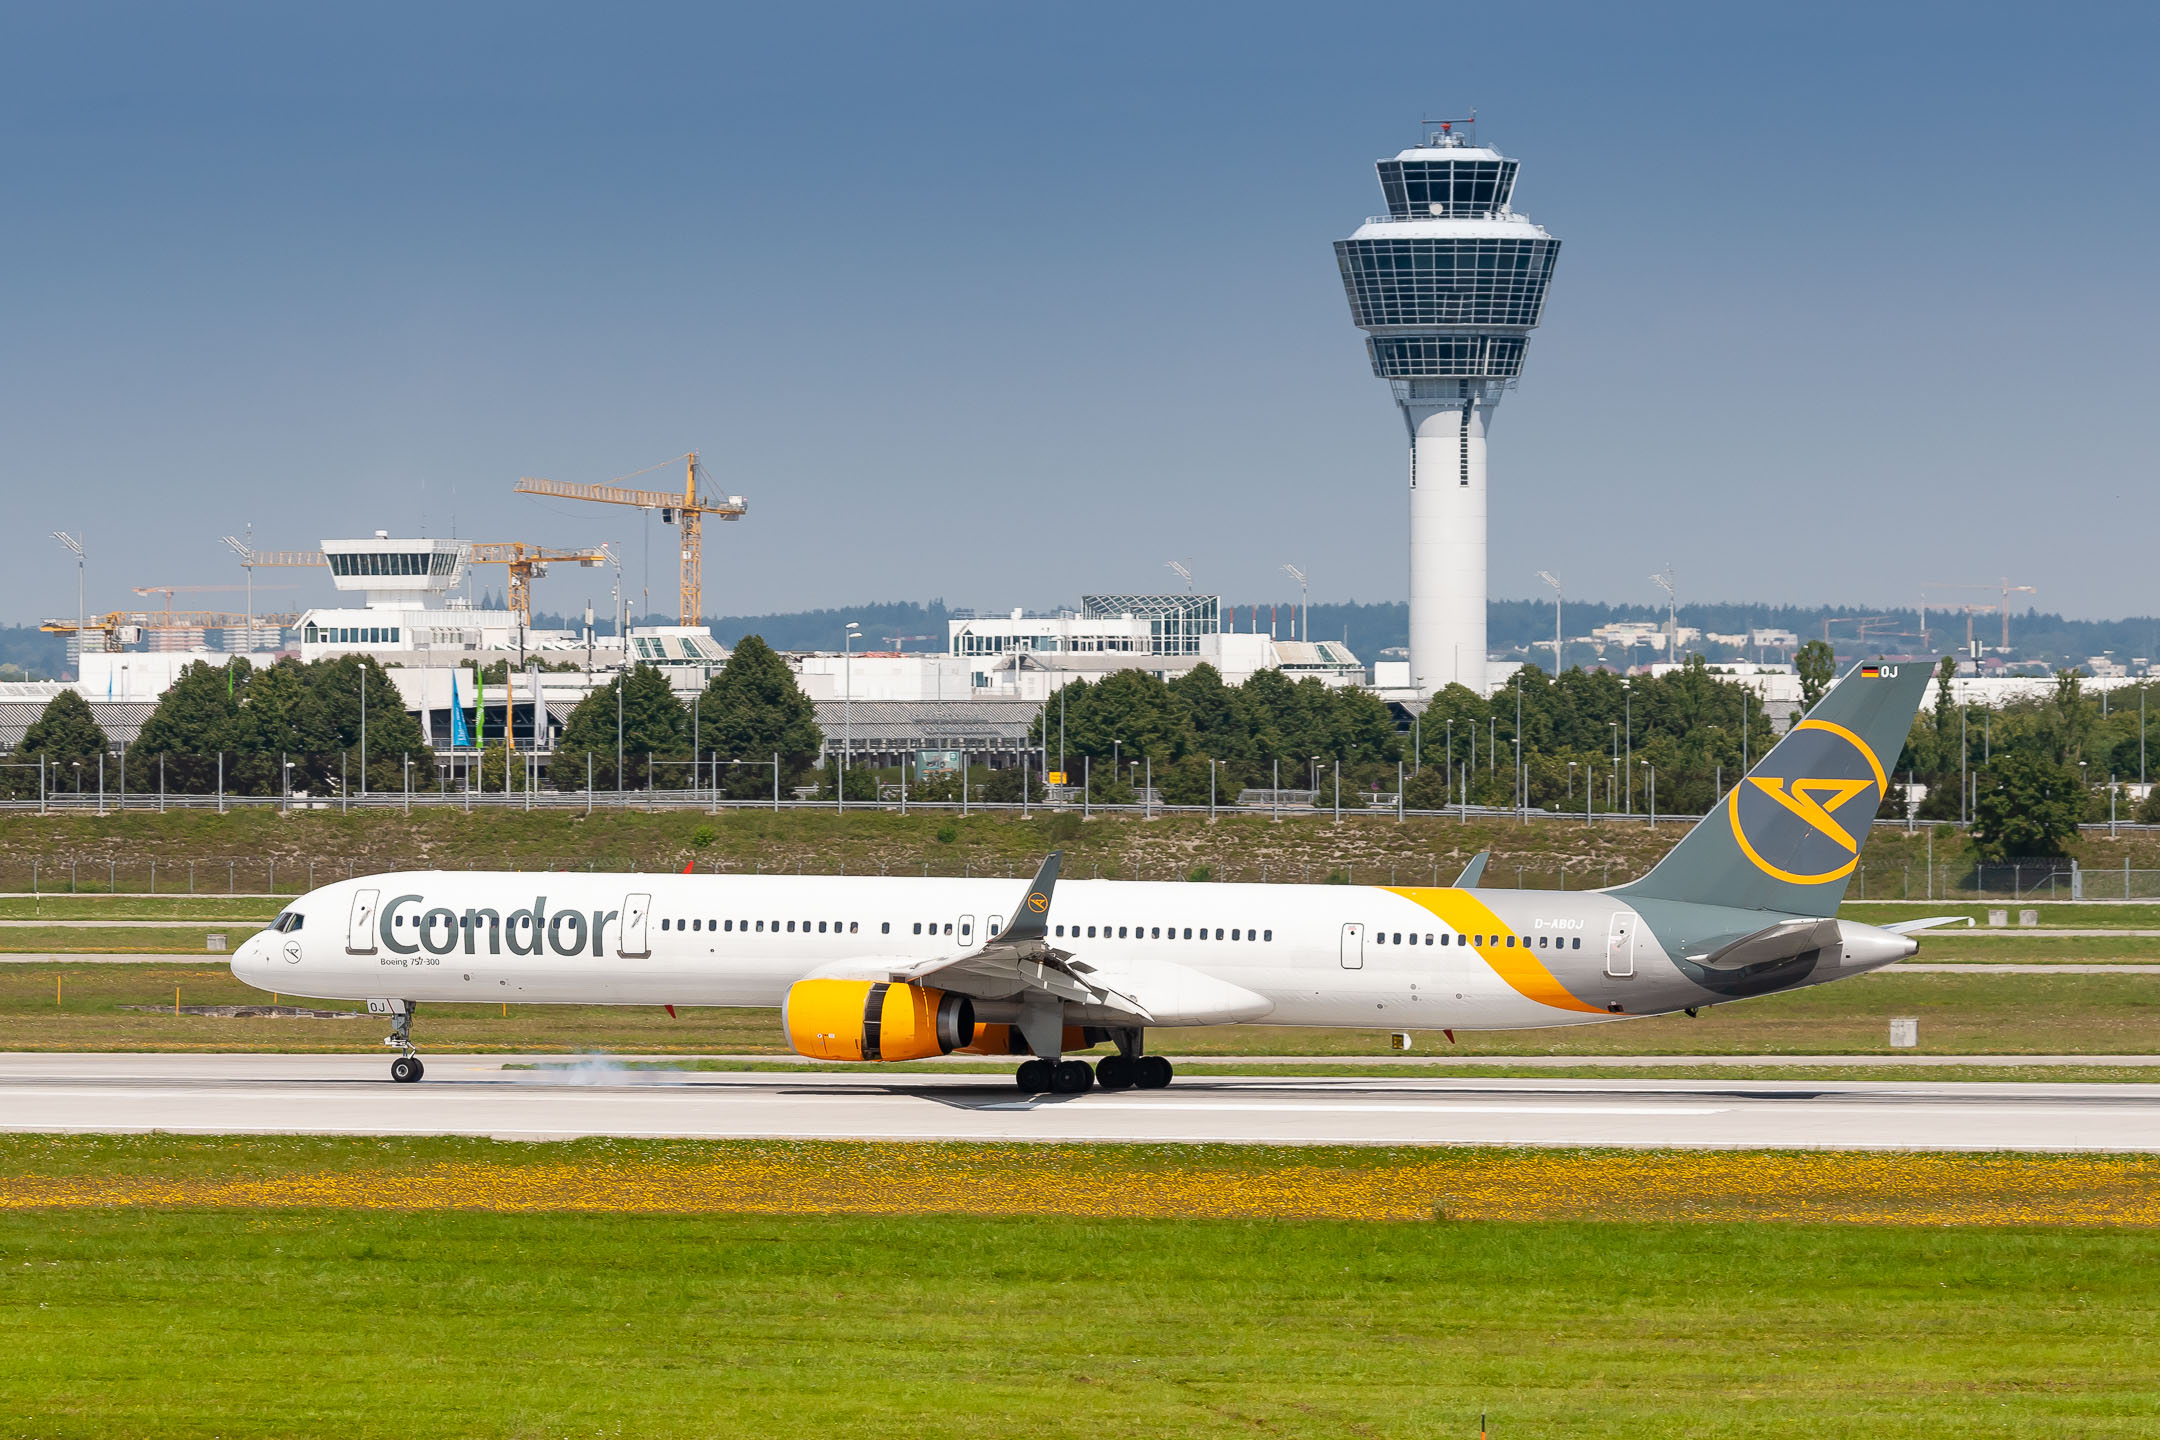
[913,923,922,935]
[1263,929,1273,941]
[1506,936,1515,947]
[1150,927,1160,939]
[786,921,795,933]
[818,921,828,934]
[1087,925,1097,938]
[1231,928,1240,940]
[944,923,953,936]
[1538,936,1547,948]
[961,923,972,938]
[1573,937,1582,949]
[1182,927,1192,939]
[850,922,859,934]
[1117,926,1127,939]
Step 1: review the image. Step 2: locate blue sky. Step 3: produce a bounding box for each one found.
[3,1,2154,628]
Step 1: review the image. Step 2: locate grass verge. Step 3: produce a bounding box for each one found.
[6,1206,2157,1438]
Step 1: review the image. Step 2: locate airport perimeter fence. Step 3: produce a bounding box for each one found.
[3,850,2158,904]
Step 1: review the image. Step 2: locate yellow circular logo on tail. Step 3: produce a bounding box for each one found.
[1727,719,1887,886]
[1026,892,1049,913]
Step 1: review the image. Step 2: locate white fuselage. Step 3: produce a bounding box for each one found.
[230,871,1684,1033]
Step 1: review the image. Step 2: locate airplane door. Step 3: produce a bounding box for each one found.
[346,889,379,954]
[1605,912,1636,978]
[1340,922,1364,970]
[620,893,652,958]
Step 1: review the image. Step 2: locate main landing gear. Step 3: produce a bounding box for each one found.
[1014,1034,1173,1095]
[384,1003,424,1083]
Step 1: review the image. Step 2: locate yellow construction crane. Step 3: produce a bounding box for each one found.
[514,453,747,628]
[42,611,301,653]
[1925,578,2037,653]
[464,542,610,629]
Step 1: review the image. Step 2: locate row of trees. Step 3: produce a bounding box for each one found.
[0,656,427,798]
[7,633,2158,857]
[545,638,823,795]
[1030,657,1779,812]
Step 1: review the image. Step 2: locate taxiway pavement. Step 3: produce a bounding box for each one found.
[3,1052,2159,1151]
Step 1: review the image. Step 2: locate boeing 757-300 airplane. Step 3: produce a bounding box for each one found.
[233,661,1956,1093]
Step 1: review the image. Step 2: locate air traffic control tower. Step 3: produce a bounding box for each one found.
[1335,120,1560,695]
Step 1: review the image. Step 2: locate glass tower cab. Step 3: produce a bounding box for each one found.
[1334,120,1561,696]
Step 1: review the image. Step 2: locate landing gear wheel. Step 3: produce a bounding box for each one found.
[1049,1060,1094,1095]
[1095,1055,1136,1090]
[390,1055,424,1084]
[1134,1055,1174,1090]
[1015,1058,1052,1093]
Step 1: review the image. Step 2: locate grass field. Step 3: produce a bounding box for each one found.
[3,1137,2159,1437]
[6,960,2155,1055]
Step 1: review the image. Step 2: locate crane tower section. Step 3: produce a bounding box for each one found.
[1335,122,1560,695]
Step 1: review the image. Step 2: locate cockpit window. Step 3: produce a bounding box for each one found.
[271,912,303,933]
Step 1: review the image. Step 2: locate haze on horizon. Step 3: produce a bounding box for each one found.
[2,2,2153,629]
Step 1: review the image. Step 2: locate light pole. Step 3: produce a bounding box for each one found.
[842,621,859,812]
[1609,720,1619,813]
[1281,563,1309,642]
[51,531,84,676]
[1537,570,1562,674]
[1623,680,1633,814]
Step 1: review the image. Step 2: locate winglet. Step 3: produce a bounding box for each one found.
[999,852,1061,944]
[1453,851,1489,889]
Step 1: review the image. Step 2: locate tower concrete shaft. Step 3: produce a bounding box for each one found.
[1404,378,1501,691]
[1335,123,1559,695]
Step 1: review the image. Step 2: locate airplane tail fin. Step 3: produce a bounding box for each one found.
[1613,661,1932,917]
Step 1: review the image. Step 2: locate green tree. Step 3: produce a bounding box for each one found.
[1971,750,2087,860]
[1155,754,1224,806]
[979,764,1044,804]
[133,659,245,792]
[1795,639,1836,714]
[818,759,880,802]
[692,636,822,798]
[548,663,688,790]
[20,689,107,766]
[1402,765,1452,811]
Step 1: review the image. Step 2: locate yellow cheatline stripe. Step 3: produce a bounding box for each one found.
[1382,887,1604,1014]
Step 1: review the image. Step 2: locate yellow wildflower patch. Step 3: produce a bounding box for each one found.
[1,1143,2158,1225]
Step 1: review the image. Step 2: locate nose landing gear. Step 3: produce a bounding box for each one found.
[379,1002,424,1083]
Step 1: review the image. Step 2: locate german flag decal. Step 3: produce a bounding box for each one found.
[1859,665,1882,678]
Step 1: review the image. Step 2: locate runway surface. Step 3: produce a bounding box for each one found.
[5,1052,2160,1151]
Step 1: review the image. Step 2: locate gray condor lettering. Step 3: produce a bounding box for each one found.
[379,894,424,956]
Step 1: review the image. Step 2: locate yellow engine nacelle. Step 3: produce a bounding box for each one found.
[784,979,977,1062]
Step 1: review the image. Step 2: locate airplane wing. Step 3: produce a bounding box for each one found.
[869,851,1272,1026]
[880,852,1155,1017]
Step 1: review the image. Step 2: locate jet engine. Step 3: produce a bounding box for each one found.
[784,979,977,1062]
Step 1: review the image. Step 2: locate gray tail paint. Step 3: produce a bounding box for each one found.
[1614,661,1932,917]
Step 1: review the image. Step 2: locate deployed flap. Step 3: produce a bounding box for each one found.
[1684,916,1843,971]
[1453,852,1489,889]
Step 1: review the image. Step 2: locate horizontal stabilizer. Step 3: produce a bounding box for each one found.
[1883,915,1977,935]
[1685,917,1843,971]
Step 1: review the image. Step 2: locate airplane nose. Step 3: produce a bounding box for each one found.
[230,932,271,986]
